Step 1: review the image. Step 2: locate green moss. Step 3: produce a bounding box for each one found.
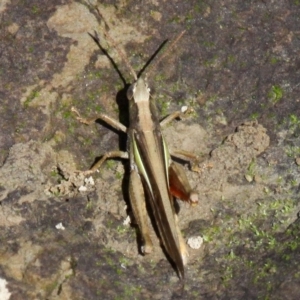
[119,257,130,267]
[154,73,166,83]
[221,265,233,285]
[290,179,298,187]
[250,112,260,120]
[116,171,123,180]
[23,90,40,108]
[289,114,300,126]
[206,94,218,104]
[105,219,114,229]
[169,16,181,24]
[203,55,218,67]
[116,225,129,234]
[203,41,215,48]
[157,95,170,116]
[202,225,221,242]
[268,85,283,103]
[63,110,73,119]
[194,2,208,14]
[246,158,256,178]
[50,169,59,178]
[269,56,279,64]
[213,194,298,295]
[85,200,94,211]
[240,61,247,68]
[227,54,236,63]
[115,268,123,275]
[295,271,300,278]
[185,12,194,22]
[106,160,117,170]
[31,5,40,14]
[44,280,59,295]
[113,283,142,299]
[285,145,300,158]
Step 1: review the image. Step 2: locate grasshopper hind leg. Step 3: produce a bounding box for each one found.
[168,161,199,267]
[169,161,198,205]
[129,167,153,254]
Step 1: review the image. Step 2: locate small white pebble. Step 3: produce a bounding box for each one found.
[85,176,95,186]
[245,174,253,182]
[78,186,87,192]
[181,106,188,113]
[123,215,131,226]
[0,278,11,300]
[187,236,203,249]
[55,222,65,230]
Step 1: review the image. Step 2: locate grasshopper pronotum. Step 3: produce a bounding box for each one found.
[72,8,198,279]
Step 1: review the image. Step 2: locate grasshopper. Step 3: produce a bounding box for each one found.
[72,12,198,279]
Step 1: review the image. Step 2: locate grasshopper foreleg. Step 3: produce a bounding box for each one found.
[71,107,127,133]
[159,108,194,128]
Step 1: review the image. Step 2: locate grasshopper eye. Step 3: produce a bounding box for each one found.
[126,84,135,100]
[144,80,150,93]
[144,80,151,94]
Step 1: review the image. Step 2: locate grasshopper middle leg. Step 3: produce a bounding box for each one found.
[71,106,129,175]
[85,150,129,176]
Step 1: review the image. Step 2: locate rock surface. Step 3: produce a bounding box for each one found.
[1,1,300,299]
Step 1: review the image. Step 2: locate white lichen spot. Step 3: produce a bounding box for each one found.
[85,176,95,186]
[78,185,87,192]
[55,222,65,230]
[123,215,131,226]
[78,176,95,192]
[0,278,11,300]
[181,106,188,113]
[187,236,203,250]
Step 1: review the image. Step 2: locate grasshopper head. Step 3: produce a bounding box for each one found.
[127,78,150,103]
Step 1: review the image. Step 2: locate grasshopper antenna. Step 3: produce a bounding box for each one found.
[137,39,168,78]
[88,31,127,86]
[146,30,186,79]
[94,6,138,81]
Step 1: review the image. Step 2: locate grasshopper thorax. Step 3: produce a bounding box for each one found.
[127,78,150,103]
